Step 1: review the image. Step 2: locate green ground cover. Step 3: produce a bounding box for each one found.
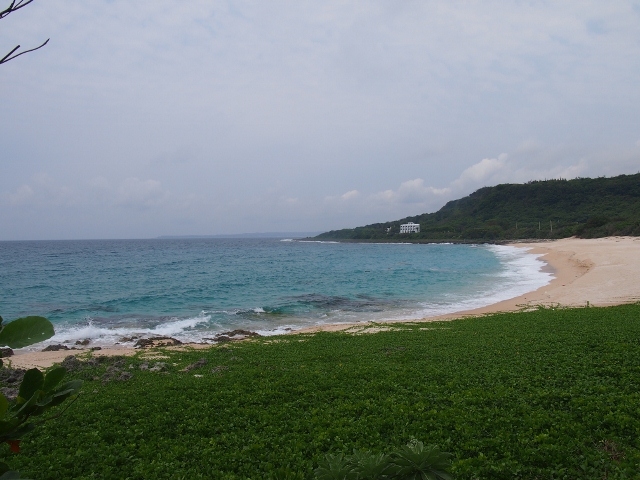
[4,304,640,479]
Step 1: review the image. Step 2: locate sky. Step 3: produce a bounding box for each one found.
[1,1,640,240]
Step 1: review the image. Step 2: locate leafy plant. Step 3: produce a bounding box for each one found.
[387,441,452,480]
[315,443,453,480]
[0,315,82,478]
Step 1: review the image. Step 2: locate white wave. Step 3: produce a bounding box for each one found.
[409,244,552,319]
[31,313,213,350]
[298,240,340,244]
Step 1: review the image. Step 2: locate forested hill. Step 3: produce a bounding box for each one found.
[315,173,640,242]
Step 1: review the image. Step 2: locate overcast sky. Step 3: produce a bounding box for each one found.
[1,1,640,240]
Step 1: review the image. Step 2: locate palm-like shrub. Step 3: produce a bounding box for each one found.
[387,441,453,480]
[314,442,453,480]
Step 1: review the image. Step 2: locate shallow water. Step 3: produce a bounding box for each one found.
[0,238,551,347]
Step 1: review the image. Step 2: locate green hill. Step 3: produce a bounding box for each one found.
[315,173,640,242]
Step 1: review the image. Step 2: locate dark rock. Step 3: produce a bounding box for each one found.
[118,372,133,381]
[60,355,82,372]
[0,387,19,401]
[182,358,207,372]
[213,329,260,342]
[139,362,150,370]
[0,368,26,385]
[42,344,70,352]
[149,362,167,372]
[0,348,14,358]
[211,365,229,374]
[75,339,91,346]
[134,336,182,348]
[118,336,139,342]
[90,346,102,351]
[219,329,260,338]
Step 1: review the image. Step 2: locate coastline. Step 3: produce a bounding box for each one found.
[8,236,640,369]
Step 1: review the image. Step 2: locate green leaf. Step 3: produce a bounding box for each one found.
[15,390,41,417]
[0,395,7,419]
[17,369,44,404]
[42,367,66,393]
[0,316,54,349]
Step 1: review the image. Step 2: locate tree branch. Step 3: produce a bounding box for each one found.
[0,38,48,64]
[0,0,35,19]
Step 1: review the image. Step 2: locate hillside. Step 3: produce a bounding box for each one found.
[315,173,640,242]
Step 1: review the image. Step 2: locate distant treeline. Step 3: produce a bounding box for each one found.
[316,173,640,242]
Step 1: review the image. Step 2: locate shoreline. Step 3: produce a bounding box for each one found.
[8,236,640,369]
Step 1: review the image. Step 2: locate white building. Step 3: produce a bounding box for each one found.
[400,222,420,233]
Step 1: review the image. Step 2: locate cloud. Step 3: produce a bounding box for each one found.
[3,174,73,207]
[451,155,507,189]
[8,185,34,206]
[115,178,166,208]
[341,190,360,200]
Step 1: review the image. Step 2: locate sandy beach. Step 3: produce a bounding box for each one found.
[8,236,640,369]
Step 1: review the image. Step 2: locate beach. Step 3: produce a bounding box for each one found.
[8,236,640,369]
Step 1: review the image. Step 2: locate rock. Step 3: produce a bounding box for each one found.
[211,365,229,374]
[182,358,207,372]
[0,348,14,358]
[90,346,102,351]
[139,362,150,370]
[0,387,19,401]
[118,372,133,381]
[75,339,91,346]
[118,336,139,343]
[42,344,70,352]
[134,336,182,348]
[60,355,82,372]
[149,362,167,372]
[213,329,260,342]
[0,368,25,385]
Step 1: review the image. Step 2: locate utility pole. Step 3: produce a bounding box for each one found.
[550,220,552,232]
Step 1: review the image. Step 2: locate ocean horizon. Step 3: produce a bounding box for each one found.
[0,238,552,349]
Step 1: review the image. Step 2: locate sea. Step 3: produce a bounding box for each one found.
[0,238,552,349]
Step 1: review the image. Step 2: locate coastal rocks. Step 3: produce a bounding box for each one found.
[118,336,139,343]
[0,387,19,401]
[101,365,134,384]
[182,358,207,372]
[212,329,260,343]
[75,338,91,346]
[0,367,25,385]
[0,348,13,358]
[134,337,183,349]
[42,344,70,352]
[139,361,167,372]
[149,362,167,372]
[60,355,83,372]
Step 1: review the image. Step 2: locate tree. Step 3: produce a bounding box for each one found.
[1,0,48,65]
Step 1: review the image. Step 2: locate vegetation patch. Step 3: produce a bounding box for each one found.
[3,304,640,479]
[316,173,640,241]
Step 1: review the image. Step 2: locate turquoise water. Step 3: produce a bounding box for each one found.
[0,238,551,347]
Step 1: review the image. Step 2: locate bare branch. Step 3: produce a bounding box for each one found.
[0,0,35,19]
[0,0,48,66]
[0,38,48,64]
